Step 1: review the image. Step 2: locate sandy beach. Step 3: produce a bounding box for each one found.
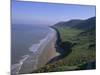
[17,28,60,74]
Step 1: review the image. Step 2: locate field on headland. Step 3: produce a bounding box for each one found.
[31,17,96,73]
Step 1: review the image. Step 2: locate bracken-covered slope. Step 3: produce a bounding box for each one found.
[54,17,96,30]
[72,17,96,30]
[54,19,82,28]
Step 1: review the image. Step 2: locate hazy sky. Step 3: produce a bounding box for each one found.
[12,0,96,26]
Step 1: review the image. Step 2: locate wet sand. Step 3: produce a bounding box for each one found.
[18,28,60,74]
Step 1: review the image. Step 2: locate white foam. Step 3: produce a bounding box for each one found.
[11,27,56,74]
[29,44,40,53]
[29,27,56,53]
[11,55,29,75]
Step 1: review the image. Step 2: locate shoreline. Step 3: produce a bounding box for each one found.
[33,25,96,73]
[46,26,71,64]
[15,27,60,74]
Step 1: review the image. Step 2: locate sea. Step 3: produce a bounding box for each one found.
[11,24,52,74]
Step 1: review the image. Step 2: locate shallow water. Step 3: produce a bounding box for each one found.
[11,25,50,65]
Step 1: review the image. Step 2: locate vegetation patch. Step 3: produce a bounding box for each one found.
[32,17,96,73]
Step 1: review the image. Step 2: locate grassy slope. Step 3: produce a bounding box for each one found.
[57,27,95,63]
[32,26,96,73]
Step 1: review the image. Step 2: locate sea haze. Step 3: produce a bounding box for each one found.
[11,24,50,65]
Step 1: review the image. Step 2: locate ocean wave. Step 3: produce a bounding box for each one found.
[29,27,56,54]
[11,27,56,75]
[11,55,29,75]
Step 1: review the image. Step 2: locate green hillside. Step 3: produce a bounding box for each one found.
[32,17,96,73]
[72,17,96,30]
[54,19,82,28]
